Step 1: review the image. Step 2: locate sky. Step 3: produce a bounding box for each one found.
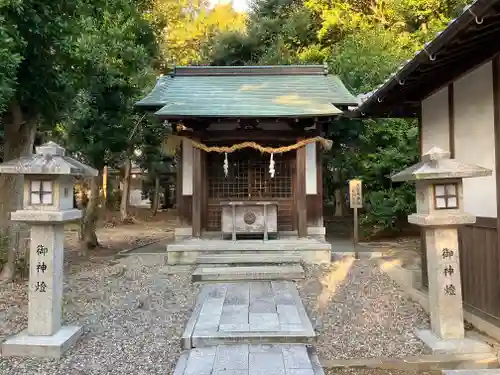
[209,0,250,13]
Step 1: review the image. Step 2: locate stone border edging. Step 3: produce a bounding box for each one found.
[181,285,212,349]
[319,352,499,371]
[117,236,172,256]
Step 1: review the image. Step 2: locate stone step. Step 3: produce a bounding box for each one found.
[173,344,325,375]
[166,238,331,265]
[191,264,305,282]
[196,253,302,264]
[182,281,315,349]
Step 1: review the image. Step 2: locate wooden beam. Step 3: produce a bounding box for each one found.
[448,83,455,158]
[417,106,423,156]
[405,36,500,101]
[492,55,500,239]
[406,23,500,81]
[178,130,308,142]
[296,140,307,237]
[316,141,324,225]
[176,143,184,225]
[192,142,202,237]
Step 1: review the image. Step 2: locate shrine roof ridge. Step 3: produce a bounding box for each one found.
[172,65,329,76]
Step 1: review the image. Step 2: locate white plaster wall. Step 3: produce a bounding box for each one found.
[305,143,317,195]
[454,62,496,218]
[182,138,193,196]
[421,86,450,153]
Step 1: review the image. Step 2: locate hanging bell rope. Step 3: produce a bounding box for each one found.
[189,136,332,154]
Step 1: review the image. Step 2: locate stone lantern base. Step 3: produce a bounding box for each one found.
[2,325,83,358]
[415,329,492,355]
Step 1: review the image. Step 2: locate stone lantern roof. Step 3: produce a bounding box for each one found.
[0,141,98,176]
[391,147,491,182]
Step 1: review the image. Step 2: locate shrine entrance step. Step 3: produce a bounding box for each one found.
[191,264,305,282]
[173,344,325,375]
[195,253,302,264]
[181,281,315,349]
[167,238,331,265]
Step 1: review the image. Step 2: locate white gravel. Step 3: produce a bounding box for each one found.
[297,257,430,361]
[0,256,198,375]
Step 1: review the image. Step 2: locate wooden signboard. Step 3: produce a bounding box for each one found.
[349,179,362,259]
[349,179,363,208]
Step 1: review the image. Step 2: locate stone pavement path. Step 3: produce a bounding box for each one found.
[174,344,324,375]
[174,281,322,374]
[183,281,315,349]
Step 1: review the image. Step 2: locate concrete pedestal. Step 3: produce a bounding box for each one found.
[2,325,83,358]
[416,329,492,355]
[418,228,492,355]
[2,223,82,358]
[425,227,464,339]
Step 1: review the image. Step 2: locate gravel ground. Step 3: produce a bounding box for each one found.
[0,255,198,375]
[297,256,430,361]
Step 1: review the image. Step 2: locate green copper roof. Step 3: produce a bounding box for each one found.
[136,65,357,118]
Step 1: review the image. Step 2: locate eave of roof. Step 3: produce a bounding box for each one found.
[353,0,500,118]
[135,65,358,119]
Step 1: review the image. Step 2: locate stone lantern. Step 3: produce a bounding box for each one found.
[392,147,492,354]
[1,141,97,358]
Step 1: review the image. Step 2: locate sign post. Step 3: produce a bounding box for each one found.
[349,179,363,259]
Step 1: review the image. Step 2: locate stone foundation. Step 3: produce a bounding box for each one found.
[175,227,193,241]
[166,238,332,265]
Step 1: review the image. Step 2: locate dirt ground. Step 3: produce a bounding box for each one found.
[63,207,177,266]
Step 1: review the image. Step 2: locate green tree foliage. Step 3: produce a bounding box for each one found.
[204,0,319,65]
[53,0,160,248]
[57,0,159,170]
[151,0,246,67]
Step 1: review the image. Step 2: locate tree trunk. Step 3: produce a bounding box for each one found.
[151,176,160,216]
[0,103,37,282]
[81,175,101,253]
[334,188,344,217]
[77,181,90,241]
[102,165,108,208]
[120,158,132,222]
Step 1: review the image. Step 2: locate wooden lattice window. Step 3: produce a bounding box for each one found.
[208,151,293,200]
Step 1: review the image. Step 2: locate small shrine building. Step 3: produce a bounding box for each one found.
[136,65,357,262]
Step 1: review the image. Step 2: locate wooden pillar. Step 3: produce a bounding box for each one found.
[316,142,324,226]
[192,143,202,237]
[418,105,429,289]
[176,143,184,225]
[201,151,208,230]
[296,142,307,237]
[448,83,455,158]
[492,56,500,249]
